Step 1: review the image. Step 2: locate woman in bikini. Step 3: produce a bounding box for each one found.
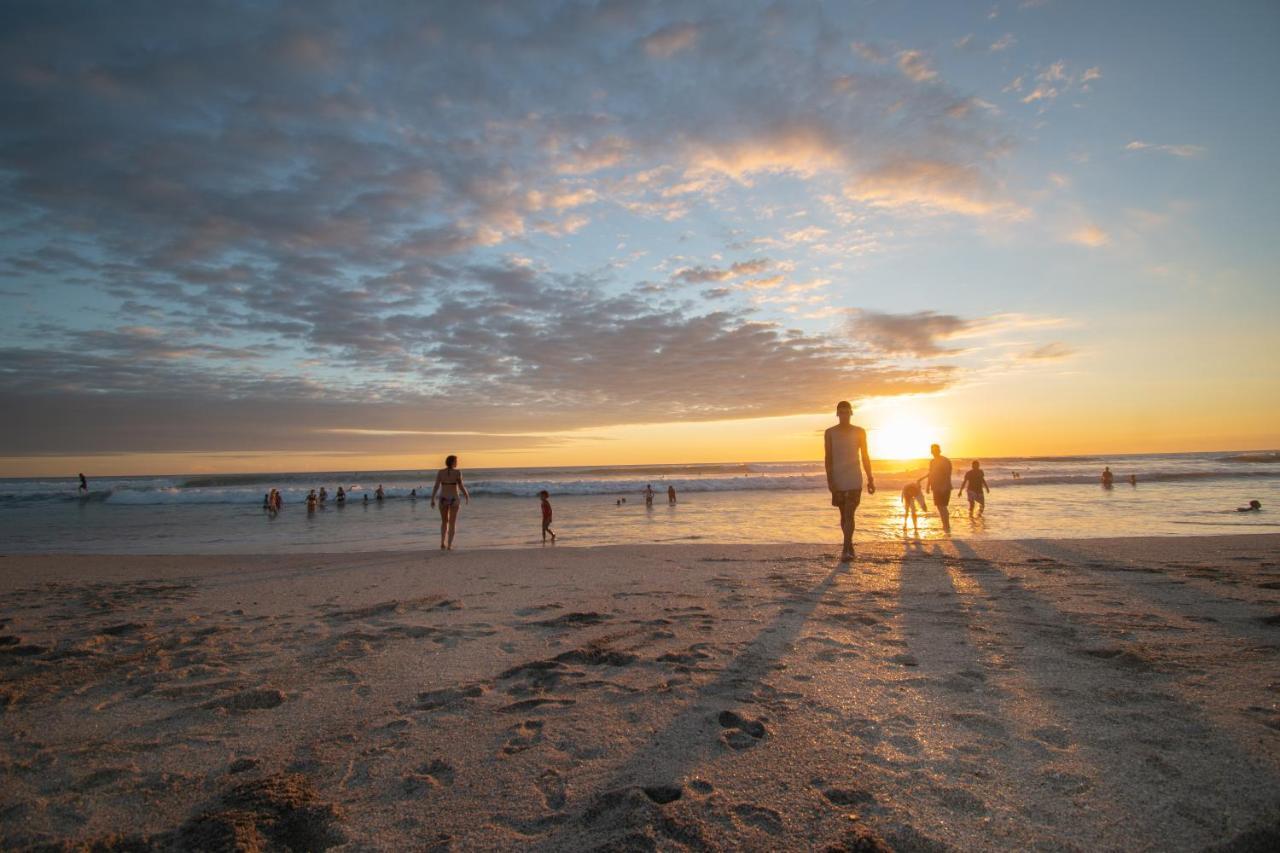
[430,455,471,550]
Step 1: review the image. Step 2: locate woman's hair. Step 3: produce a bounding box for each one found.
[445,454,457,469]
[539,490,549,498]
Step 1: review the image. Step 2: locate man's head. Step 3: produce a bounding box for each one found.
[930,443,941,457]
[835,400,852,423]
[971,460,981,469]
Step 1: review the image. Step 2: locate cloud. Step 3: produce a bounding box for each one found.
[989,33,1016,52]
[896,50,938,83]
[1022,342,1075,361]
[852,41,888,63]
[1066,223,1110,247]
[642,22,700,58]
[0,1,1022,457]
[1124,141,1206,158]
[846,310,975,358]
[673,258,772,283]
[846,159,1021,217]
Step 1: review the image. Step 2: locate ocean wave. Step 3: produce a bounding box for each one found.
[2,465,1278,506]
[1218,452,1280,463]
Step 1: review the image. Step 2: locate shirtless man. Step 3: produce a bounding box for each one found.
[824,401,875,561]
[431,455,471,550]
[927,444,953,533]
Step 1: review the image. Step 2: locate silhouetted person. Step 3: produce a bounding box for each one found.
[668,485,677,504]
[375,484,385,501]
[540,490,556,543]
[431,455,470,550]
[336,486,346,504]
[901,475,928,534]
[1238,500,1262,512]
[824,400,875,561]
[960,460,990,518]
[1128,474,1137,487]
[78,473,88,494]
[1101,466,1114,488]
[319,486,328,504]
[927,444,953,533]
[643,484,655,506]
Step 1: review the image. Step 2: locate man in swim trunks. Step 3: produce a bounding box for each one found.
[824,400,875,561]
[927,444,953,533]
[960,460,990,518]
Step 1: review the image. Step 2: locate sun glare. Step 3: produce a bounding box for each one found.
[863,398,946,462]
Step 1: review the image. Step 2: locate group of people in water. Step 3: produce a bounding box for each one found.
[242,399,1271,557]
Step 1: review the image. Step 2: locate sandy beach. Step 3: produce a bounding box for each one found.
[2,534,1279,851]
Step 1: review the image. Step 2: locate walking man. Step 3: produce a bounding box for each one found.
[927,444,953,533]
[824,400,875,561]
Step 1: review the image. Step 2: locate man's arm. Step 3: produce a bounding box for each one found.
[859,429,875,494]
[824,429,834,491]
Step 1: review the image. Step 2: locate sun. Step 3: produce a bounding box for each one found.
[862,397,947,462]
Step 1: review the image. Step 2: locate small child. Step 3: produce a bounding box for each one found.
[539,490,556,543]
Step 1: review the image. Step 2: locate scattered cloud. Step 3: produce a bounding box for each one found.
[1022,342,1076,361]
[989,33,1016,52]
[1124,141,1207,158]
[896,50,939,83]
[1066,223,1110,247]
[846,310,976,358]
[642,22,700,58]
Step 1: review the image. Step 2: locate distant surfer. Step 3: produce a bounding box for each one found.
[960,460,990,519]
[1238,500,1262,512]
[78,473,88,495]
[824,400,875,562]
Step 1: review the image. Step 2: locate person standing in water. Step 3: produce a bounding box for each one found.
[927,444,953,533]
[1101,466,1114,488]
[901,475,928,534]
[960,460,990,518]
[643,484,655,506]
[824,400,875,562]
[667,485,677,505]
[78,473,88,495]
[431,455,470,550]
[539,490,556,543]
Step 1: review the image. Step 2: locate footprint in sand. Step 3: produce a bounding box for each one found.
[538,768,567,810]
[717,710,767,749]
[503,720,545,755]
[401,759,455,796]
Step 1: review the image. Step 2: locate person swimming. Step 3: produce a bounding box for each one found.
[1238,500,1262,512]
[319,486,328,504]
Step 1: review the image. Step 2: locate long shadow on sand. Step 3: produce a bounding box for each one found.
[531,555,855,849]
[943,537,1280,849]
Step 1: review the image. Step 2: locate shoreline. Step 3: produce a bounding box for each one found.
[2,534,1279,850]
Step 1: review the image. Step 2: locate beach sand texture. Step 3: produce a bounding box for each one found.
[2,535,1279,851]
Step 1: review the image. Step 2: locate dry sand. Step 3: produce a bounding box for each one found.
[2,534,1279,851]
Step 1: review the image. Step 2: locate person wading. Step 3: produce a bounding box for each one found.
[824,400,875,562]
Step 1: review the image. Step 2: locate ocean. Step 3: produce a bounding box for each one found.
[1,452,1277,554]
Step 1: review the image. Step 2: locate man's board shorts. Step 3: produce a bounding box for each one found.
[933,487,952,507]
[831,488,862,509]
[967,489,984,504]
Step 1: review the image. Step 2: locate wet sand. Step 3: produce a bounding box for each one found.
[2,535,1279,851]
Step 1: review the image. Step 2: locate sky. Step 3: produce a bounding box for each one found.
[1,0,1278,476]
